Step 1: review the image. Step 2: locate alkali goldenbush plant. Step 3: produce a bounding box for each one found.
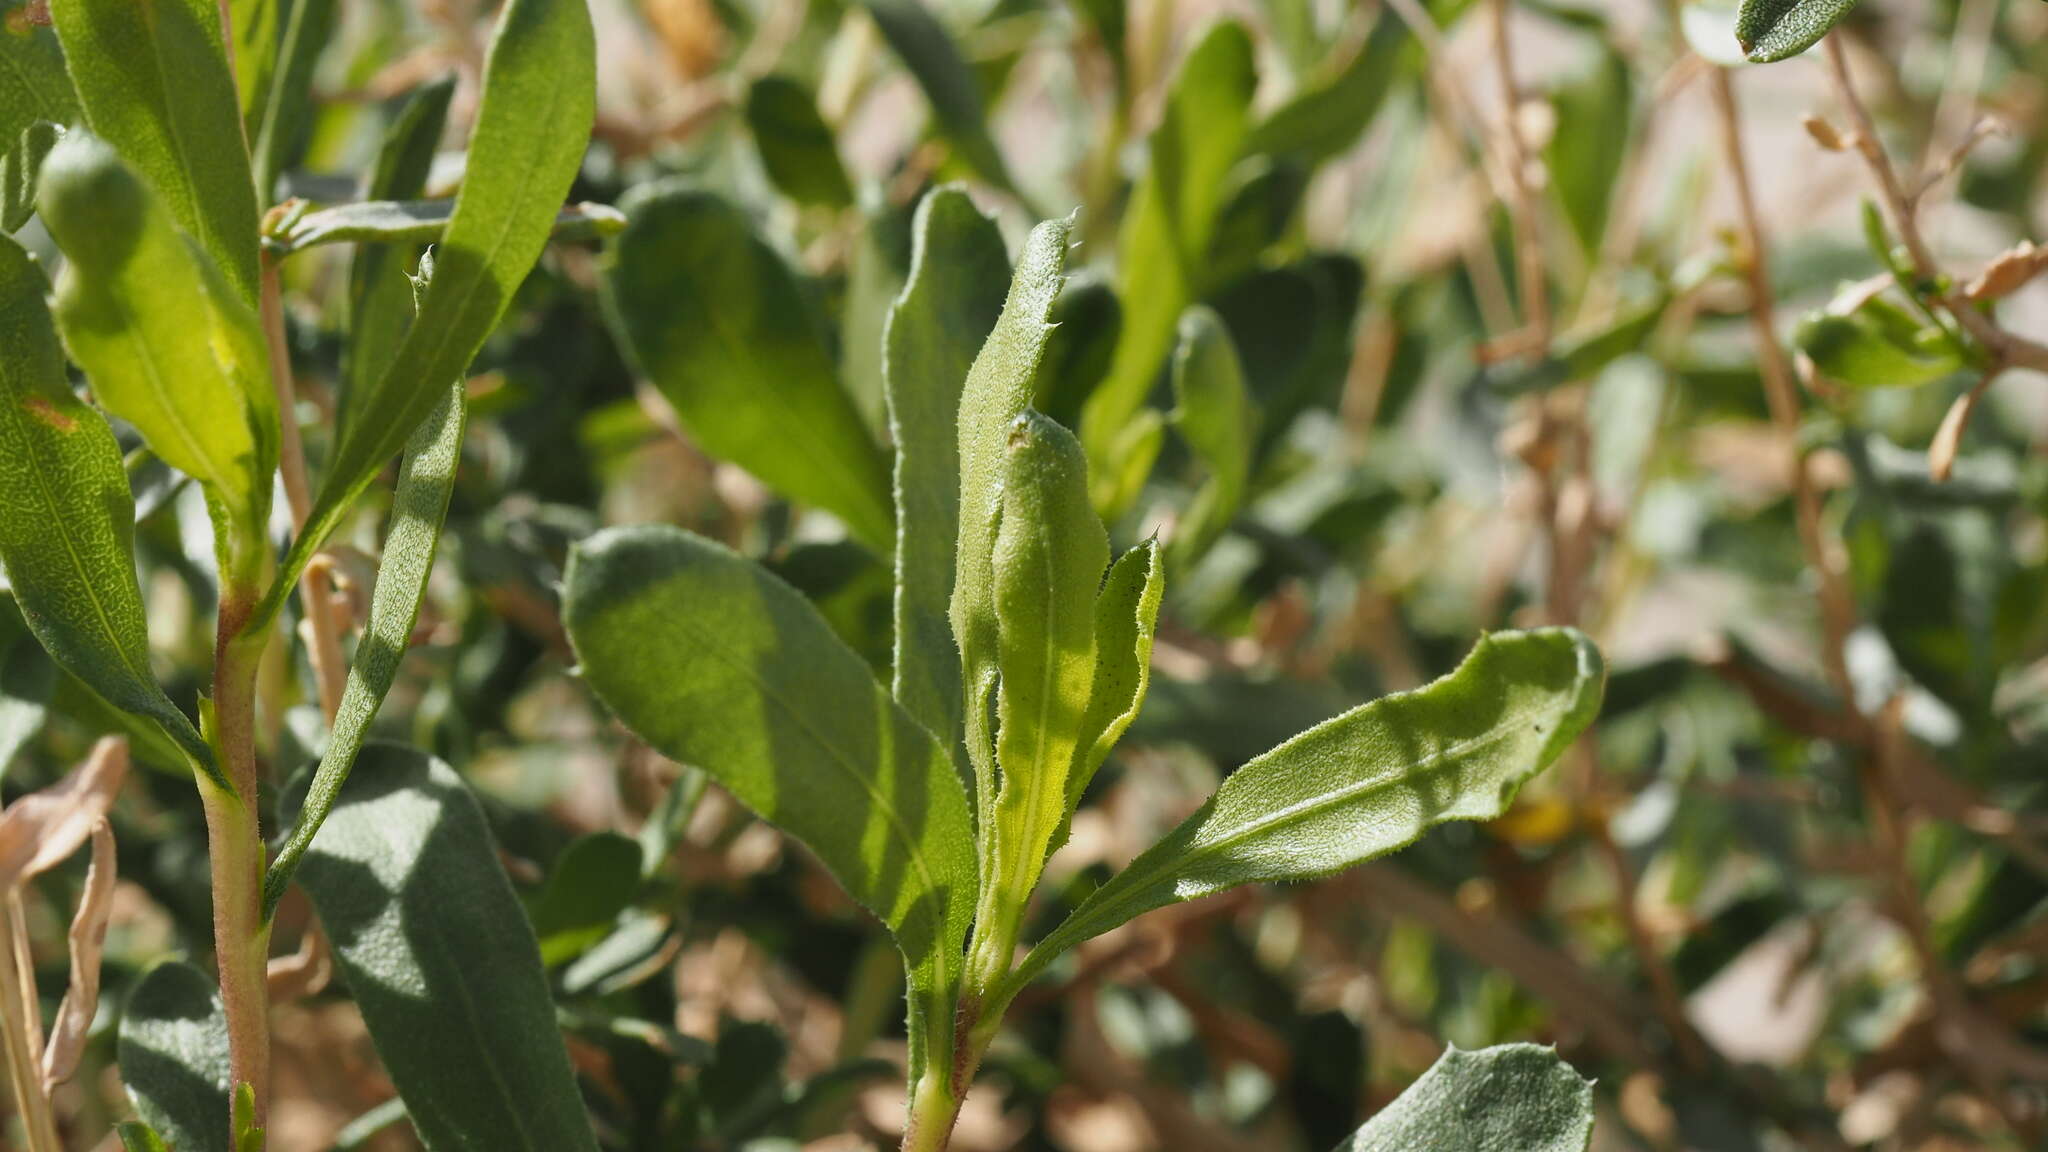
[565,195,1607,1149]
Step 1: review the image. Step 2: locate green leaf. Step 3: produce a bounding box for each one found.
[0,0,79,140]
[341,75,456,444]
[227,0,279,141]
[1243,12,1409,165]
[0,604,54,780]
[1,121,63,233]
[293,744,600,1152]
[860,0,1019,197]
[271,0,593,627]
[530,831,644,966]
[1736,0,1859,62]
[1487,295,1670,396]
[1168,307,1255,566]
[116,1121,173,1152]
[249,0,337,207]
[561,525,978,1083]
[1547,48,1633,256]
[951,214,1074,830]
[745,75,855,209]
[1335,1044,1594,1151]
[38,131,276,549]
[51,0,262,304]
[1794,300,1963,389]
[1031,269,1121,428]
[599,185,894,554]
[231,1082,265,1152]
[974,412,1107,966]
[1082,20,1257,513]
[118,961,231,1152]
[263,387,464,916]
[1000,628,1605,1001]
[1070,539,1163,810]
[270,198,625,257]
[883,186,1009,764]
[0,234,214,779]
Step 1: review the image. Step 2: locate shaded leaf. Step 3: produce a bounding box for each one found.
[264,388,464,915]
[250,0,337,207]
[1243,12,1409,165]
[51,0,262,303]
[293,744,599,1151]
[271,0,594,627]
[529,831,644,966]
[1031,269,1121,428]
[600,185,894,554]
[1002,629,1605,998]
[0,234,213,778]
[745,75,854,209]
[0,0,78,150]
[1169,307,1255,565]
[1736,0,1859,63]
[861,0,1018,197]
[0,618,54,779]
[118,961,231,1152]
[562,525,977,1082]
[1336,1044,1594,1151]
[272,198,625,256]
[2,121,64,233]
[1070,540,1164,809]
[883,186,1009,763]
[38,131,276,547]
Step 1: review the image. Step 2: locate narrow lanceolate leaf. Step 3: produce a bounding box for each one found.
[1168,307,1254,566]
[1001,628,1605,1000]
[1069,539,1164,811]
[250,0,337,206]
[1,121,63,233]
[272,198,625,257]
[1082,21,1257,513]
[0,235,214,779]
[978,413,1106,956]
[0,0,78,138]
[1243,10,1409,165]
[1735,0,1859,62]
[860,0,1019,198]
[883,186,1009,763]
[600,185,894,554]
[264,387,465,917]
[342,74,457,443]
[274,0,593,627]
[293,745,599,1152]
[745,75,855,209]
[951,215,1073,826]
[1336,1045,1595,1152]
[119,961,232,1152]
[38,132,276,545]
[51,0,262,304]
[563,525,978,1083]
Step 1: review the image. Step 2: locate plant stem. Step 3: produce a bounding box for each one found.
[206,612,273,1132]
[900,1066,963,1152]
[0,894,60,1152]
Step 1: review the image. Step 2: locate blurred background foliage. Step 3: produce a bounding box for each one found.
[4,0,2048,1147]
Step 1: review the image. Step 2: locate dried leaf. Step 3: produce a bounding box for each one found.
[1964,241,2048,304]
[0,736,127,887]
[40,817,113,1089]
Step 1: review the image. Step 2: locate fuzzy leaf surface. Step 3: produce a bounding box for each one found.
[118,961,231,1152]
[1336,1044,1594,1151]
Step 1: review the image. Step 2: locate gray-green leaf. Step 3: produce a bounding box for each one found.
[0,234,214,779]
[1735,0,1859,62]
[562,524,977,1082]
[1000,628,1605,1001]
[264,387,464,916]
[951,214,1073,829]
[38,132,277,547]
[293,744,600,1152]
[119,961,231,1152]
[273,0,593,627]
[1336,1044,1595,1152]
[745,75,855,209]
[1794,298,1963,389]
[271,198,625,257]
[1069,539,1164,811]
[51,0,262,304]
[600,185,893,554]
[883,185,1009,765]
[1168,307,1254,566]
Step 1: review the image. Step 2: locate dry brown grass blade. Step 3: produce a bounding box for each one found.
[40,819,115,1090]
[0,737,129,888]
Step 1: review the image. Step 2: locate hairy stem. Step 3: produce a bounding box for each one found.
[206,612,273,1131]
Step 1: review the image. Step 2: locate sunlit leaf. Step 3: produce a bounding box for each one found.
[1735,0,1860,63]
[1335,1044,1594,1151]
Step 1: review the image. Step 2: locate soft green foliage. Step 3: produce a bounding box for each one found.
[951,215,1073,822]
[1243,11,1409,164]
[38,132,277,549]
[860,0,1018,199]
[599,184,894,553]
[530,832,645,966]
[274,0,594,622]
[883,187,1010,758]
[293,745,600,1152]
[561,525,979,1080]
[1795,298,1965,388]
[1736,0,1861,62]
[1337,1045,1595,1151]
[1168,307,1255,566]
[50,0,262,304]
[230,1083,264,1152]
[115,1123,172,1152]
[1,120,62,232]
[0,234,213,777]
[271,198,626,257]
[745,76,854,209]
[249,0,335,206]
[264,387,465,915]
[0,616,53,780]
[1002,629,1605,1001]
[1082,21,1257,512]
[1068,540,1164,809]
[118,962,231,1152]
